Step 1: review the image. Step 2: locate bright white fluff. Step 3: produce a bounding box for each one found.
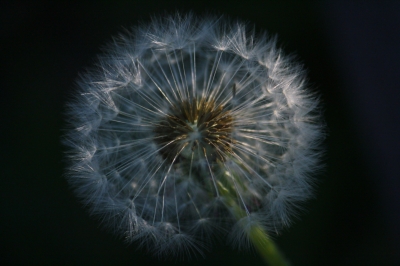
[64,13,324,257]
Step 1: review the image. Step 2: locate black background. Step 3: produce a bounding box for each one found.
[2,1,400,265]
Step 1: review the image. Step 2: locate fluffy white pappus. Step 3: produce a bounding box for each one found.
[64,13,324,258]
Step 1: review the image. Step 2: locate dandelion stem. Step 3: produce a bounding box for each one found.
[217,179,290,266]
[248,224,290,266]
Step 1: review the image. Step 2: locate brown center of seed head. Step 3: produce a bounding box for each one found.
[153,97,234,165]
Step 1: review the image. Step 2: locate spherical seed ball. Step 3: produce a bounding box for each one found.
[64,13,324,257]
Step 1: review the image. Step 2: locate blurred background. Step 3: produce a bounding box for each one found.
[2,1,399,265]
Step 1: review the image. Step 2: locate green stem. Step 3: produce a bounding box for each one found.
[217,180,290,266]
[248,223,290,266]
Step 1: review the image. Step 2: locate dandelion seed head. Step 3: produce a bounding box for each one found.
[64,13,324,257]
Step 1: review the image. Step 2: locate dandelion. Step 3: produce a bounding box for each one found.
[64,13,324,263]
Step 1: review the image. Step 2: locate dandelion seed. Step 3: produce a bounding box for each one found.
[64,13,324,260]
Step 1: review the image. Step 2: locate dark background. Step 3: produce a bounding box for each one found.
[2,1,400,265]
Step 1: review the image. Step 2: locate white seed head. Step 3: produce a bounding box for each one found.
[64,13,324,257]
